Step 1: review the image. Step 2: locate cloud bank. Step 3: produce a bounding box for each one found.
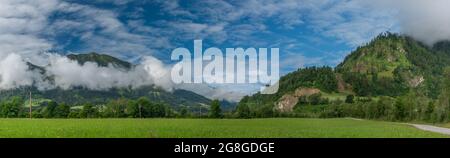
[0,52,245,101]
[0,53,173,91]
[378,0,450,46]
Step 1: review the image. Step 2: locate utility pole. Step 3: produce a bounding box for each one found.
[29,91,32,119]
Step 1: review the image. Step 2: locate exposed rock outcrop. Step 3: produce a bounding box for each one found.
[275,88,321,112]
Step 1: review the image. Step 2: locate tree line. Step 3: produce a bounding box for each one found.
[0,96,230,119]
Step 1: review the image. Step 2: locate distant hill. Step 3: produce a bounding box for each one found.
[336,33,450,97]
[67,52,132,69]
[240,32,450,113]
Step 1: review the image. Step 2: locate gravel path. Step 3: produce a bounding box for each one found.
[346,118,450,135]
[409,124,450,135]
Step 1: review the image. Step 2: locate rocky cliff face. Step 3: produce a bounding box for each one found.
[275,88,321,112]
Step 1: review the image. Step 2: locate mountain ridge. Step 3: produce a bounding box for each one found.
[67,52,132,69]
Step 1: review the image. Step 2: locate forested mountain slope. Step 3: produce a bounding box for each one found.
[239,33,450,116]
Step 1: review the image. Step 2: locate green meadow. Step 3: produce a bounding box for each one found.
[0,118,446,138]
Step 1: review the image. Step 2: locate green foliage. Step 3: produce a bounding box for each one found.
[54,103,70,118]
[135,97,166,118]
[0,97,22,118]
[345,95,354,103]
[126,100,139,118]
[308,93,323,105]
[240,66,338,115]
[236,102,251,118]
[179,106,189,118]
[105,98,128,117]
[4,86,213,109]
[0,96,178,119]
[295,91,450,123]
[279,66,338,94]
[434,67,450,122]
[337,32,411,75]
[68,110,81,118]
[337,33,450,97]
[80,104,98,118]
[41,101,58,118]
[209,100,222,118]
[341,71,408,96]
[293,105,327,118]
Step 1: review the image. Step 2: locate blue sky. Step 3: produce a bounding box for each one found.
[35,0,398,74]
[8,0,450,100]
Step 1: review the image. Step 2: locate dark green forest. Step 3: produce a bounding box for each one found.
[0,96,228,119]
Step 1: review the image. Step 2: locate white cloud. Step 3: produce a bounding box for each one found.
[376,0,450,46]
[92,0,134,5]
[152,0,396,47]
[304,0,450,47]
[281,53,323,71]
[0,53,174,92]
[0,54,35,89]
[156,0,195,18]
[0,0,59,58]
[304,0,397,46]
[47,2,172,59]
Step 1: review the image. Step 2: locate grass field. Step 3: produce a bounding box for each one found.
[438,123,450,129]
[0,118,446,138]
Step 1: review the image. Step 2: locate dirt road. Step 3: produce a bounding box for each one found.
[410,124,450,135]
